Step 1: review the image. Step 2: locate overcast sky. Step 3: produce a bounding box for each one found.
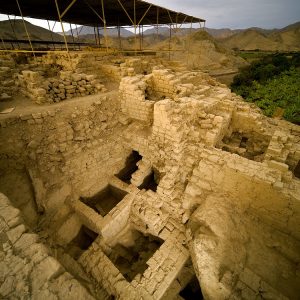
[0,0,299,31]
[149,0,300,29]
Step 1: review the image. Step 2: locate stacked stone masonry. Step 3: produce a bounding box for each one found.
[0,54,300,300]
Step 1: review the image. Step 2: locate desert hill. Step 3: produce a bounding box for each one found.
[63,22,300,52]
[221,29,281,51]
[150,30,246,72]
[0,19,65,41]
[220,22,300,51]
[268,22,300,50]
[64,25,134,38]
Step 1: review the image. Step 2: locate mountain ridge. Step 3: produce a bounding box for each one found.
[1,19,299,52]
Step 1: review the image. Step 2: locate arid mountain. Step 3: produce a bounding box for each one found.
[219,22,300,51]
[150,30,246,72]
[268,22,300,50]
[204,28,241,39]
[0,19,65,41]
[220,29,280,51]
[64,25,134,38]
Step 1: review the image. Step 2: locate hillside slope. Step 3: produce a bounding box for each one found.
[151,30,247,72]
[0,20,65,41]
[220,22,300,51]
[64,25,134,37]
[269,23,300,50]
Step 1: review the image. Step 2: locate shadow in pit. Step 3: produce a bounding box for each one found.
[179,275,203,300]
[115,150,142,184]
[138,169,159,192]
[107,229,163,282]
[80,184,128,217]
[66,225,98,260]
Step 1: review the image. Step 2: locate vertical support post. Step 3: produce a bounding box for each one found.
[139,25,141,51]
[141,24,144,51]
[7,15,20,49]
[187,18,193,66]
[118,24,121,50]
[134,0,137,55]
[0,35,7,50]
[70,23,75,49]
[75,24,81,49]
[94,26,97,45]
[100,0,108,52]
[169,25,171,60]
[97,26,101,46]
[16,0,35,58]
[156,7,159,43]
[47,20,56,50]
[55,0,72,65]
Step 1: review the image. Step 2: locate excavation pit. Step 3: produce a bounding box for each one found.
[107,229,163,282]
[81,185,128,217]
[179,275,203,300]
[138,169,160,192]
[116,150,142,184]
[294,161,300,179]
[67,225,98,260]
[169,259,203,300]
[221,131,270,161]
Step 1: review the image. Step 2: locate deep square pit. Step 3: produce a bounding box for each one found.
[66,225,98,260]
[107,229,163,282]
[81,184,128,217]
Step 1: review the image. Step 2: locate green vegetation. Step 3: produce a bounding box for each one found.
[231,53,300,124]
[237,50,273,61]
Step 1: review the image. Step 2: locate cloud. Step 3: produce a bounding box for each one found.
[148,0,300,28]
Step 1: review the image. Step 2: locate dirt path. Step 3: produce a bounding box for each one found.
[0,90,119,120]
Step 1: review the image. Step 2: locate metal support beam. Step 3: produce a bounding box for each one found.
[7,15,19,49]
[141,24,144,50]
[15,0,35,57]
[156,7,159,43]
[54,0,72,65]
[47,20,56,50]
[96,26,101,46]
[70,23,75,48]
[134,0,137,54]
[178,15,188,29]
[117,0,134,25]
[61,0,78,19]
[0,35,7,50]
[84,0,104,23]
[169,24,171,60]
[100,0,108,52]
[137,4,152,26]
[167,10,176,37]
[51,21,57,32]
[118,24,121,50]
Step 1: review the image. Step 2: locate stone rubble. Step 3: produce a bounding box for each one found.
[0,54,300,300]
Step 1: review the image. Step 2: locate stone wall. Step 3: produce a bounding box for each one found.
[0,57,300,300]
[0,92,131,228]
[17,70,106,104]
[0,193,97,299]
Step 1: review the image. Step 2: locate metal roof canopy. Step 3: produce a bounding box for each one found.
[0,0,205,27]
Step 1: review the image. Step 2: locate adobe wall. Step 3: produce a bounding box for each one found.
[0,54,300,300]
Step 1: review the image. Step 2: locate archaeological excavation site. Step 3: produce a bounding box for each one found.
[0,1,300,300]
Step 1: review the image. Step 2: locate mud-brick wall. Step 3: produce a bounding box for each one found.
[119,76,155,124]
[0,93,132,214]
